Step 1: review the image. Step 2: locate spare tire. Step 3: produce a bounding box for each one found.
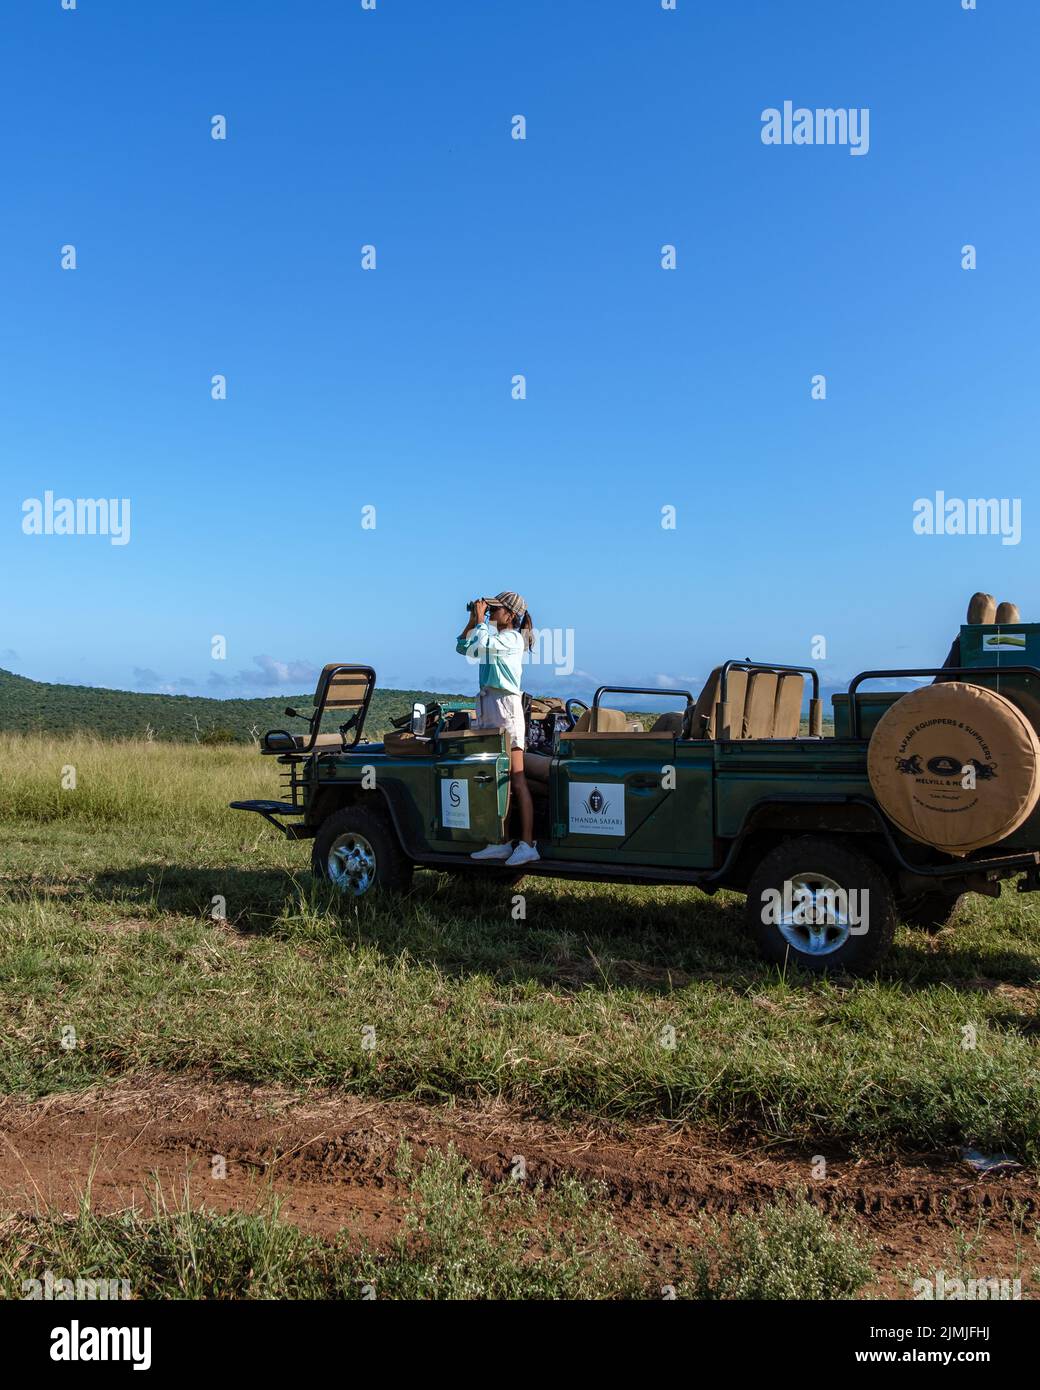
[867,682,1040,856]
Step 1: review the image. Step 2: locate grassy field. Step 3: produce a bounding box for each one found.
[1,733,1038,1298]
[3,731,1039,1154]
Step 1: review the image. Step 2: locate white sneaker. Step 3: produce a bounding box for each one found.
[470,842,514,861]
[505,841,540,867]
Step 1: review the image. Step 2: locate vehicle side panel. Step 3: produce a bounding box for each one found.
[713,740,870,839]
[547,734,715,867]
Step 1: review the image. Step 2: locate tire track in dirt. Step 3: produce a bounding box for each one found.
[1,1076,1036,1294]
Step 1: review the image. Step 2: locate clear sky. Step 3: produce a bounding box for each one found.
[2,0,1037,704]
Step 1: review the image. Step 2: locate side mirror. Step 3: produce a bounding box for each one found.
[410,702,427,736]
[284,707,300,719]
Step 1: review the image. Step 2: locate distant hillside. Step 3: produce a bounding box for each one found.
[0,668,469,744]
[0,667,837,745]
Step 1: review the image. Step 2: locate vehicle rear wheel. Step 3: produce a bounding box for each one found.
[899,891,964,933]
[745,835,896,975]
[311,806,413,898]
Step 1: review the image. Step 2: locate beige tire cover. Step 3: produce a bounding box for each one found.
[867,682,1040,856]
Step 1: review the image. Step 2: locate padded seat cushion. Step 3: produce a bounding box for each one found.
[690,667,749,739]
[742,671,779,738]
[314,665,373,708]
[773,673,803,739]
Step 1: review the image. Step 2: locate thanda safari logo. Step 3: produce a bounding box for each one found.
[569,782,625,837]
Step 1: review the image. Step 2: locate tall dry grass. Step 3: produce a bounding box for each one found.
[0,732,280,837]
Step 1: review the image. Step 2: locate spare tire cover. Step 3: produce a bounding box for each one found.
[867,682,1040,856]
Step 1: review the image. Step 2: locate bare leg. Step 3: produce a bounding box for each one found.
[510,748,534,845]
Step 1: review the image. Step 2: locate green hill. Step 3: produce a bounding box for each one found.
[0,668,468,744]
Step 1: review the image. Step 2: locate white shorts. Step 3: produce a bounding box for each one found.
[475,689,525,751]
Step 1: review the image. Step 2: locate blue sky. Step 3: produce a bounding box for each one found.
[2,0,1038,704]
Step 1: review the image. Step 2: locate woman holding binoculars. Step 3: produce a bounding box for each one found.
[456,591,539,867]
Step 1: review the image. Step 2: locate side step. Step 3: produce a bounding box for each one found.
[229,800,315,840]
[411,849,712,889]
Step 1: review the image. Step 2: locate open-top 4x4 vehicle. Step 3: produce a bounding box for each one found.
[232,622,1040,975]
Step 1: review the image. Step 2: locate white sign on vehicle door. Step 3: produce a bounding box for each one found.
[441,777,470,829]
[568,782,625,836]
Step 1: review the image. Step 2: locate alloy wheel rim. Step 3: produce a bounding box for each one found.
[776,870,853,956]
[327,832,376,896]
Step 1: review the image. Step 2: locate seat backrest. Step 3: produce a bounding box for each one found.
[573,706,626,733]
[316,665,374,709]
[689,667,749,739]
[773,672,803,738]
[742,671,779,738]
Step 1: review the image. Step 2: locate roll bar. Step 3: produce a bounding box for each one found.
[845,665,1040,739]
[591,684,695,709]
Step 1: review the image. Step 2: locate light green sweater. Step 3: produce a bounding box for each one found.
[456,621,524,695]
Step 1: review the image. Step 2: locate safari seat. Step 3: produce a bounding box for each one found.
[687,666,810,740]
[571,706,627,733]
[561,706,663,743]
[260,663,375,755]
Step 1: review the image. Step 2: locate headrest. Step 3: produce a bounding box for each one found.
[966,592,997,625]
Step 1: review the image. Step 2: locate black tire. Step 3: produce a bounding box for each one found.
[899,891,964,934]
[311,805,413,898]
[745,835,897,976]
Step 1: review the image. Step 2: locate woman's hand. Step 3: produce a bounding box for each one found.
[461,598,487,639]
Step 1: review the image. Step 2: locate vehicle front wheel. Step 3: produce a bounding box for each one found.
[311,805,413,898]
[745,835,896,976]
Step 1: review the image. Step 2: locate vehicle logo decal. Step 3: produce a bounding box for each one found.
[440,777,470,831]
[568,782,625,837]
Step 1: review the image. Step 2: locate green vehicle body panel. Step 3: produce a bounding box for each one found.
[429,731,510,848]
[712,740,870,840]
[547,734,715,867]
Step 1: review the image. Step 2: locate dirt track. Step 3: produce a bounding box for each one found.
[1,1078,1036,1295]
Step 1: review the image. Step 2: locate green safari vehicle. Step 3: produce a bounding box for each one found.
[232,627,1040,976]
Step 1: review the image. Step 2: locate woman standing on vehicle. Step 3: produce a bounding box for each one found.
[456,591,538,867]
